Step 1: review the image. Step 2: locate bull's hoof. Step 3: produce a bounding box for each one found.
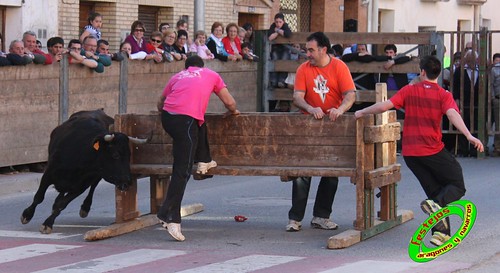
[20,215,31,225]
[39,225,52,234]
[79,209,89,218]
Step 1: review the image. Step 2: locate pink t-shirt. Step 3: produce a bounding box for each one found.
[162,67,226,124]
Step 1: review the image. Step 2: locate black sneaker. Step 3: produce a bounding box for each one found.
[420,199,449,230]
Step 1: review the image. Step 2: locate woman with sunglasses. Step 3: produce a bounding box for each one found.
[124,21,150,54]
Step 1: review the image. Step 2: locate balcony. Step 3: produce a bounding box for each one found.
[457,0,487,5]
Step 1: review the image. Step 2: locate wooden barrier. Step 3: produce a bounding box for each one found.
[84,85,413,248]
[0,60,258,168]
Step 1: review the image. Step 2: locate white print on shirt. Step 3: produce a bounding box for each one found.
[177,68,202,80]
[313,74,329,103]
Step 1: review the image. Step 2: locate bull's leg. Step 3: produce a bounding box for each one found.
[79,180,100,218]
[21,174,52,224]
[40,188,87,234]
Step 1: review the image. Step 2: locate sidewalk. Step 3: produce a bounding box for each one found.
[0,171,43,197]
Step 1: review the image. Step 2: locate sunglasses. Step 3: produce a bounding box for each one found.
[135,28,145,32]
[151,39,162,43]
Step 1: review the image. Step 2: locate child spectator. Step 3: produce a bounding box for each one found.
[241,42,258,62]
[80,12,103,42]
[189,30,214,59]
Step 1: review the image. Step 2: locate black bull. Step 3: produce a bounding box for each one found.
[21,109,149,234]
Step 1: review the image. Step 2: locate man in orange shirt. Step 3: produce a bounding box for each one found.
[286,32,356,232]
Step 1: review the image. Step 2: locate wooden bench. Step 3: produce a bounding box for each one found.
[84,88,413,248]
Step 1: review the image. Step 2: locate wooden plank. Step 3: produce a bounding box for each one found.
[267,88,293,100]
[273,59,420,74]
[364,122,401,143]
[84,203,204,241]
[130,164,357,178]
[131,144,357,167]
[274,32,433,45]
[365,170,401,190]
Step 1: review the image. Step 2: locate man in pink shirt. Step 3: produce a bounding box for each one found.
[156,55,240,241]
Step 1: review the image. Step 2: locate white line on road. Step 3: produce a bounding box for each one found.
[0,230,80,239]
[318,260,420,273]
[176,254,304,273]
[0,244,82,264]
[30,249,186,273]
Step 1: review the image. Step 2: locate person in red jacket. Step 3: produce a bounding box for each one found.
[222,23,242,61]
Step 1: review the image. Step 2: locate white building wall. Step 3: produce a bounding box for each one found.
[378,0,500,58]
[3,0,58,51]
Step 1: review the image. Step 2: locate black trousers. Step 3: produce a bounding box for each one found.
[157,111,211,223]
[404,148,466,235]
[288,176,339,221]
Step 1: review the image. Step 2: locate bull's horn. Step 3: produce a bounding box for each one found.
[128,136,148,144]
[104,134,115,142]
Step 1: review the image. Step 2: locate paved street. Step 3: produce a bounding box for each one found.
[0,156,499,272]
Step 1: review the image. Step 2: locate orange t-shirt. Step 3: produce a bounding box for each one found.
[294,57,355,113]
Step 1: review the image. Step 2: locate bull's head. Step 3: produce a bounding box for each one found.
[92,133,148,191]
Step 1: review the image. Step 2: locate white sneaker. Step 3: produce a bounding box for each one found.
[197,160,217,174]
[286,220,302,232]
[311,217,338,230]
[158,217,185,241]
[430,231,451,247]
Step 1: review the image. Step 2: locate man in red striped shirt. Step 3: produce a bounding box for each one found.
[355,55,483,247]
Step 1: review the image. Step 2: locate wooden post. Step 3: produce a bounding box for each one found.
[119,58,128,114]
[115,177,140,223]
[59,54,69,124]
[150,175,170,214]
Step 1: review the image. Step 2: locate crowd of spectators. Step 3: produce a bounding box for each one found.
[0,15,259,72]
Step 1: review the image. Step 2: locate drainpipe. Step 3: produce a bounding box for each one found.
[366,0,372,32]
[473,4,481,31]
[194,0,205,33]
[371,0,379,32]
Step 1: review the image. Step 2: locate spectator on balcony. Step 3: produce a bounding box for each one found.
[176,19,191,52]
[222,23,243,61]
[241,42,258,62]
[207,22,237,62]
[35,40,43,51]
[268,13,292,88]
[238,27,246,44]
[161,29,182,61]
[242,22,254,45]
[96,39,125,62]
[491,53,500,157]
[159,22,170,35]
[22,31,51,64]
[124,21,149,54]
[173,29,188,60]
[47,36,65,63]
[66,39,99,70]
[80,12,102,42]
[189,30,214,59]
[453,49,481,157]
[82,35,111,72]
[146,31,167,63]
[2,40,33,66]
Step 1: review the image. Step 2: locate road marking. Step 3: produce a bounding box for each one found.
[0,230,80,239]
[30,249,186,273]
[319,260,419,273]
[0,244,82,264]
[176,254,304,273]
